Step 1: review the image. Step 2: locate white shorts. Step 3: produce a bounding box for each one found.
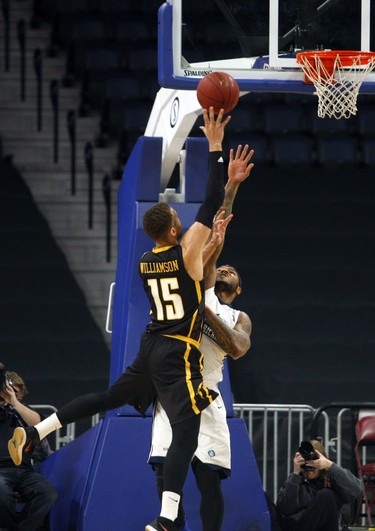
[149,391,231,474]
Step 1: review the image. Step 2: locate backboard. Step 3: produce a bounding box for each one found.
[158,0,375,94]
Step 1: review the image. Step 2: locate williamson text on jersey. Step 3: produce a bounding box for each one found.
[139,260,179,274]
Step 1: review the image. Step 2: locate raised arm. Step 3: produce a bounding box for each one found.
[224,144,254,215]
[204,144,255,288]
[181,107,231,280]
[202,210,233,267]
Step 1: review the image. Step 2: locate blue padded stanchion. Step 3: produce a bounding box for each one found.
[41,417,270,530]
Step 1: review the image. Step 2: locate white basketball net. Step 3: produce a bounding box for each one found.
[299,53,375,119]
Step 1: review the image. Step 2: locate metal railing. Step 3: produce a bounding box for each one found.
[233,403,317,501]
[232,403,358,502]
[32,402,368,507]
[312,401,375,482]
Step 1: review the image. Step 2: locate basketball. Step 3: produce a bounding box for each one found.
[197,72,240,114]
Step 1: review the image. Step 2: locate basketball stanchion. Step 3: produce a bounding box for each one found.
[297,50,375,119]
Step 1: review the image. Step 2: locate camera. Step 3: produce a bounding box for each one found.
[298,440,318,461]
[0,367,6,392]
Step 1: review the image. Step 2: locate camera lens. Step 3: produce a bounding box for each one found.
[298,440,318,461]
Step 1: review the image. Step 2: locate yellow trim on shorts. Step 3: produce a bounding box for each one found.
[196,381,214,402]
[162,334,214,413]
[162,334,200,349]
[198,349,204,372]
[184,341,215,413]
[183,343,201,414]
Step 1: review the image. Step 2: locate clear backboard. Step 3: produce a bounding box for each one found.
[158,0,375,94]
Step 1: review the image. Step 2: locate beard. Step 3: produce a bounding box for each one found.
[215,279,236,294]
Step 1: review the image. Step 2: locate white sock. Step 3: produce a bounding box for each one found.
[160,491,180,522]
[34,413,62,440]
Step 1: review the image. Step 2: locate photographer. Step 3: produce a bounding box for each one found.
[0,364,57,530]
[276,439,362,531]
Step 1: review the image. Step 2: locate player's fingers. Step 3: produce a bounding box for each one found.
[200,110,208,131]
[244,149,255,163]
[214,218,230,234]
[239,144,249,159]
[243,163,255,178]
[201,108,210,126]
[215,210,225,220]
[209,106,217,121]
[222,214,233,227]
[234,144,243,159]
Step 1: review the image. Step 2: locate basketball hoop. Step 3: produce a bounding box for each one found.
[296,50,375,119]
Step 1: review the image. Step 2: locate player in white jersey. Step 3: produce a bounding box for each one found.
[149,143,254,531]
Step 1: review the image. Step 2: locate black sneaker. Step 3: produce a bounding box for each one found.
[145,516,179,531]
[8,426,40,466]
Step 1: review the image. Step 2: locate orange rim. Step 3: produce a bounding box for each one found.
[297,50,375,68]
[296,50,375,84]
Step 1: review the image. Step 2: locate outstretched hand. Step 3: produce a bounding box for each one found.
[210,210,233,249]
[200,107,232,151]
[228,144,254,185]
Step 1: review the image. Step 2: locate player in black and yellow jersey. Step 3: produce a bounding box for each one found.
[8,107,233,531]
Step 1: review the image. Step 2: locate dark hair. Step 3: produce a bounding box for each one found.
[143,202,173,241]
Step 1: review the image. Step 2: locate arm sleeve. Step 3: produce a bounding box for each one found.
[195,151,225,228]
[329,463,363,503]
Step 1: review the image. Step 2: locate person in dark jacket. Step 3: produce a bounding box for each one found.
[276,439,362,531]
[0,365,56,530]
